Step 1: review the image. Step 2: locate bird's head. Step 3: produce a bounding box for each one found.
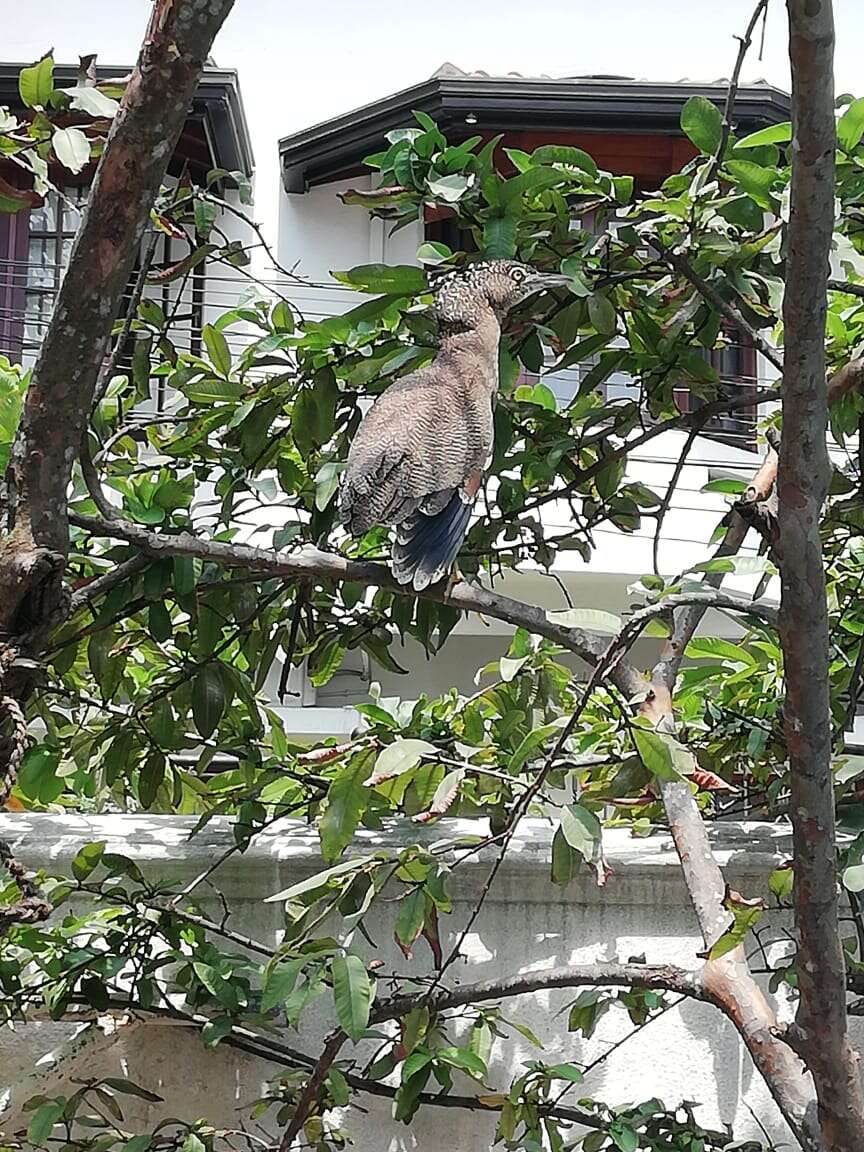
[433,259,572,326]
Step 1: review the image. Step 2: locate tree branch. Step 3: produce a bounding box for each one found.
[779,2,864,1146]
[68,512,610,667]
[701,0,771,189]
[371,961,706,1023]
[655,244,784,374]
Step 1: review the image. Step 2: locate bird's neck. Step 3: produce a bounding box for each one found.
[438,307,501,363]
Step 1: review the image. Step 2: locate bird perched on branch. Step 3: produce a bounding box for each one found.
[339,259,570,591]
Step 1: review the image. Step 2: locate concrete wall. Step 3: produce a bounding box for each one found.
[2,814,852,1150]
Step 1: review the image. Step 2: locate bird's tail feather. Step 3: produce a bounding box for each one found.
[391,490,472,591]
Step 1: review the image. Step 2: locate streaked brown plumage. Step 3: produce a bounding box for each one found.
[339,260,570,590]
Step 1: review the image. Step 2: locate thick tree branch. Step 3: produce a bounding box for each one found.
[372,961,705,1022]
[68,512,610,666]
[0,0,235,638]
[779,2,864,1146]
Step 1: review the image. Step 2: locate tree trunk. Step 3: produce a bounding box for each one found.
[780,1,864,1146]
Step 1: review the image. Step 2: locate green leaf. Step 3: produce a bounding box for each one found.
[139,752,165,809]
[314,461,345,511]
[685,636,755,665]
[366,739,437,785]
[173,555,201,597]
[436,1046,487,1078]
[308,637,345,687]
[567,991,604,1037]
[680,95,722,154]
[272,300,295,332]
[100,1078,163,1102]
[507,723,561,773]
[691,554,774,576]
[262,958,305,1012]
[53,127,90,174]
[402,1048,433,1081]
[838,98,864,152]
[203,324,232,376]
[416,241,452,265]
[331,263,428,294]
[701,478,747,495]
[768,866,793,899]
[327,1066,350,1107]
[147,601,173,643]
[611,1125,639,1152]
[551,826,580,887]
[482,216,518,258]
[71,841,105,881]
[546,607,621,634]
[843,864,864,893]
[331,953,373,1040]
[18,746,64,805]
[27,1102,64,1145]
[531,144,598,178]
[709,890,763,960]
[319,750,373,862]
[394,888,426,958]
[191,664,226,739]
[123,1137,152,1152]
[64,85,119,117]
[736,122,792,149]
[194,198,217,238]
[545,1063,583,1083]
[560,257,592,297]
[587,293,617,336]
[264,854,378,902]
[201,1016,234,1048]
[559,803,601,862]
[724,159,777,208]
[19,54,54,108]
[183,376,244,403]
[514,381,556,410]
[426,174,471,203]
[633,729,683,782]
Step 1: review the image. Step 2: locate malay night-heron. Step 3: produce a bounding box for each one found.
[338,259,571,590]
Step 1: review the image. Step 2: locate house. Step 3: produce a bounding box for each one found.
[0,62,254,368]
[270,69,791,734]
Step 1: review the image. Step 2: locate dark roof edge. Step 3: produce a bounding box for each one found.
[278,76,791,194]
[0,62,254,177]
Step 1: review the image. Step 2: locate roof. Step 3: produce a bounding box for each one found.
[279,66,790,193]
[0,62,254,178]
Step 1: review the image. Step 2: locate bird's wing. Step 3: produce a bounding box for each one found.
[339,364,492,536]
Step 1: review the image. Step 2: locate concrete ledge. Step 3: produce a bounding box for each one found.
[0,814,793,907]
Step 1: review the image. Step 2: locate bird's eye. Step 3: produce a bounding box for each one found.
[511,268,526,283]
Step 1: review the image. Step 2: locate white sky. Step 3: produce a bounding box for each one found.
[5,0,864,236]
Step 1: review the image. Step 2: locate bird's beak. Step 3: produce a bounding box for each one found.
[536,273,576,290]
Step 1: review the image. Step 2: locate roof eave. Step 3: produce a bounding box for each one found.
[0,62,254,177]
[279,76,791,194]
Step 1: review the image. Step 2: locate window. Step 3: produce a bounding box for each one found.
[675,336,759,452]
[22,187,87,366]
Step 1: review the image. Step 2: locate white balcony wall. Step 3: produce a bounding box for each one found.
[0,814,854,1152]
